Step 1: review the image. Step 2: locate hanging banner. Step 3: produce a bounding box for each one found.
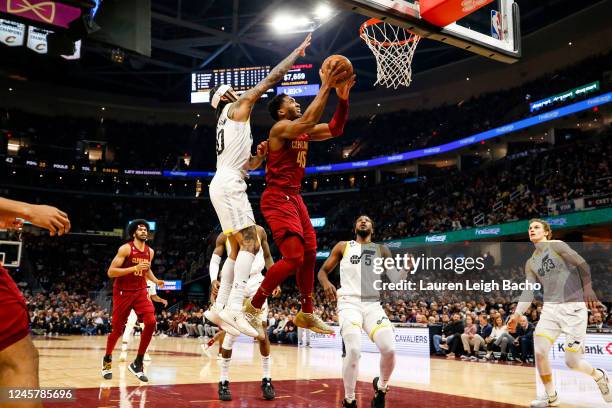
[0,18,25,46]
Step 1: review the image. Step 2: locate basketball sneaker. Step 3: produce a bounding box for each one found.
[594,368,612,402]
[201,337,216,354]
[261,377,275,400]
[218,380,232,401]
[243,298,265,340]
[294,311,334,334]
[343,399,357,407]
[143,353,151,362]
[128,361,148,382]
[101,356,112,380]
[371,376,388,408]
[530,391,560,407]
[205,305,240,336]
[219,308,258,338]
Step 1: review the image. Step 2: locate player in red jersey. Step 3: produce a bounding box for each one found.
[102,219,164,382]
[0,197,71,408]
[243,65,356,333]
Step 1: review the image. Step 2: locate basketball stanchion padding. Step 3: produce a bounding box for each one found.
[420,0,496,27]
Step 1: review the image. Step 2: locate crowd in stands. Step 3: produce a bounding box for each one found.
[2,51,609,170]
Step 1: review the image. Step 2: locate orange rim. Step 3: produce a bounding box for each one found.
[359,18,417,47]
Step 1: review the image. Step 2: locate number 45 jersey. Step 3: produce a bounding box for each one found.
[209,103,256,235]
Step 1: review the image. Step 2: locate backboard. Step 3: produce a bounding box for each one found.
[0,240,22,268]
[333,0,521,63]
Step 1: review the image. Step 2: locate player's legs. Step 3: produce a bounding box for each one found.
[104,292,132,362]
[127,293,156,382]
[219,333,235,401]
[340,306,363,405]
[120,310,138,361]
[295,195,317,313]
[251,235,305,309]
[364,302,395,402]
[531,307,562,407]
[225,225,260,312]
[0,336,41,408]
[560,306,611,402]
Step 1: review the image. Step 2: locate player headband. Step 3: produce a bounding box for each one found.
[211,84,232,109]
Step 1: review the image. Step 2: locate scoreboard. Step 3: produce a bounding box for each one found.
[191,64,319,104]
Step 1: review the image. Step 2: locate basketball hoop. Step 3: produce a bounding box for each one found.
[359,18,421,89]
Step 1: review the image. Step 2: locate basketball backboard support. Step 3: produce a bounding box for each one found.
[0,240,22,268]
[332,0,521,63]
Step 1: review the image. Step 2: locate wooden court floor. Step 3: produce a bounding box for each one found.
[32,335,602,407]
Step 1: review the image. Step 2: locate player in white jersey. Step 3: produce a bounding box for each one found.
[207,225,279,401]
[508,219,611,407]
[119,279,167,362]
[318,215,405,408]
[207,34,312,339]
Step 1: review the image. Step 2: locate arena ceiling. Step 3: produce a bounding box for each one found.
[0,0,603,102]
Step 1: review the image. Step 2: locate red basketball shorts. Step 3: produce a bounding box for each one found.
[260,188,317,251]
[0,267,30,351]
[112,288,155,329]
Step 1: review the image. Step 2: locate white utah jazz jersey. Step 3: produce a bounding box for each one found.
[226,237,265,277]
[529,241,583,303]
[338,240,382,300]
[215,103,252,176]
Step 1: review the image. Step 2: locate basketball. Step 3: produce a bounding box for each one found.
[322,54,353,85]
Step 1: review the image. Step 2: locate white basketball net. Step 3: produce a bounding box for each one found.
[360,19,420,89]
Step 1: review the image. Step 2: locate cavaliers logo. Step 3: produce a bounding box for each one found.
[7,0,56,24]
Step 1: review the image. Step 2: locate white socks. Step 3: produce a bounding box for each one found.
[227,251,254,311]
[261,355,271,379]
[215,259,235,310]
[220,357,231,382]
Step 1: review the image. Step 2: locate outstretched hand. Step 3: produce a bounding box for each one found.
[296,33,312,57]
[336,74,356,100]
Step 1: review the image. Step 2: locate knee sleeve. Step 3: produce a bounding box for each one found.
[222,333,237,351]
[534,336,552,360]
[564,349,582,370]
[279,236,305,270]
[343,333,361,362]
[374,327,395,356]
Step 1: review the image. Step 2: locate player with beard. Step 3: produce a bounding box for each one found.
[242,63,355,336]
[318,215,405,408]
[102,220,164,382]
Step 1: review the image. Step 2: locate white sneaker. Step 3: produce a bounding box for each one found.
[206,305,240,336]
[144,353,151,362]
[530,392,560,407]
[219,309,258,338]
[119,351,128,362]
[595,368,612,403]
[460,355,469,360]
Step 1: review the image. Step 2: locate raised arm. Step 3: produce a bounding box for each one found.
[0,197,71,236]
[271,64,349,140]
[308,75,355,142]
[229,34,311,122]
[551,241,599,309]
[318,241,345,301]
[108,244,146,278]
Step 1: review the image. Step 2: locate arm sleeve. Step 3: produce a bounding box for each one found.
[328,99,349,137]
[209,253,222,282]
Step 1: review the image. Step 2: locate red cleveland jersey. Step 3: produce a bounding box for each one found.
[114,242,150,291]
[265,134,309,194]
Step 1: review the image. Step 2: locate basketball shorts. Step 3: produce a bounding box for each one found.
[210,170,255,235]
[246,273,268,323]
[0,267,30,351]
[112,288,155,332]
[260,188,316,251]
[535,302,587,351]
[338,297,392,340]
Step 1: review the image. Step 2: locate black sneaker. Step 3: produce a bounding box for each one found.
[101,357,112,380]
[371,377,387,408]
[218,381,232,401]
[343,398,357,407]
[128,362,148,382]
[261,378,275,400]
